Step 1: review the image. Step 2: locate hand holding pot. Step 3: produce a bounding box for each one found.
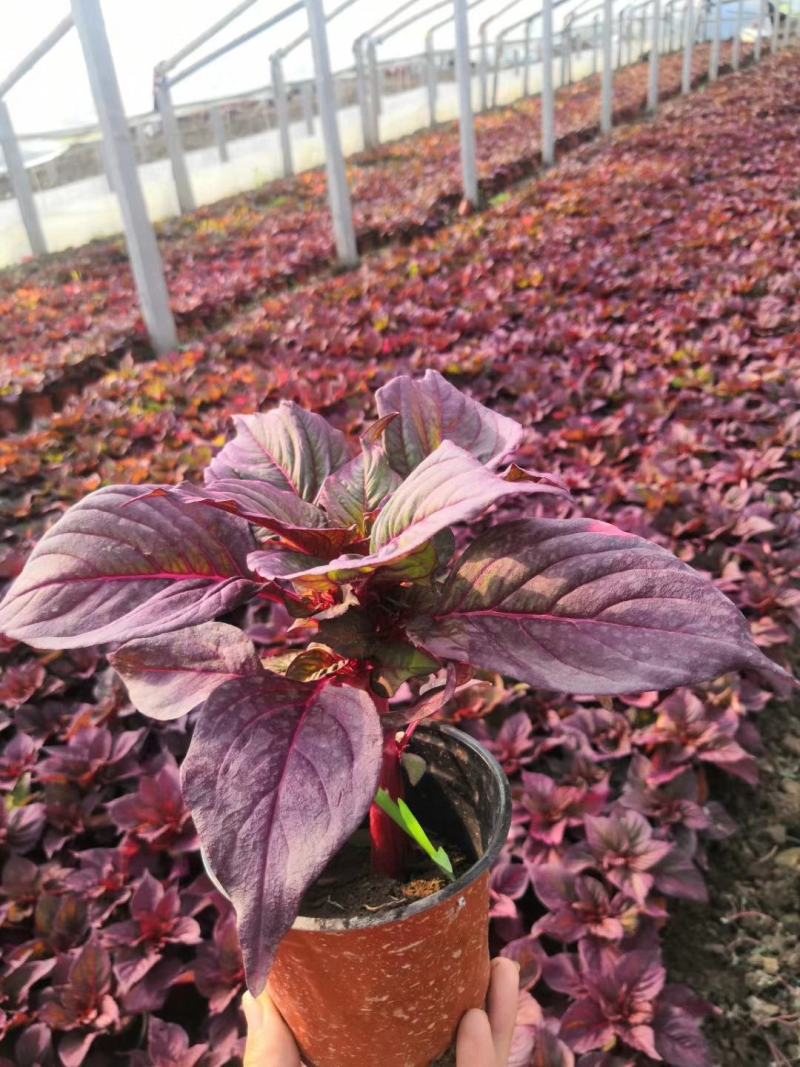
[243,956,520,1067]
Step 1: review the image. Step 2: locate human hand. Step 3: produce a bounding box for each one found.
[243,955,520,1067]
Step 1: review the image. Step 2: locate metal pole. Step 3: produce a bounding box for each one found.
[648,0,661,109]
[480,26,490,110]
[755,0,764,58]
[0,100,47,256]
[563,25,572,83]
[541,0,555,163]
[70,0,177,354]
[301,81,314,134]
[426,40,438,124]
[210,108,229,162]
[601,0,614,133]
[524,17,534,92]
[492,33,505,105]
[682,0,695,89]
[154,79,195,214]
[454,0,479,205]
[710,0,721,78]
[732,0,743,66]
[771,0,780,51]
[305,0,358,266]
[367,38,380,144]
[354,40,373,149]
[0,17,74,97]
[271,55,294,177]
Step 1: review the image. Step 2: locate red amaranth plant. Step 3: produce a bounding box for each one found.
[0,370,791,998]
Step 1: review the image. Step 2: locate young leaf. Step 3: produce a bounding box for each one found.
[182,675,383,994]
[109,622,264,721]
[373,788,455,881]
[317,444,401,534]
[0,485,258,649]
[281,441,552,585]
[206,402,349,501]
[375,369,524,475]
[409,518,793,695]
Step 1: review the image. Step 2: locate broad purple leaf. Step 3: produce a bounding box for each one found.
[409,518,793,695]
[283,441,548,583]
[317,443,401,533]
[559,998,614,1054]
[0,485,258,649]
[156,480,353,558]
[375,369,524,475]
[182,675,382,994]
[206,402,349,501]
[109,623,263,721]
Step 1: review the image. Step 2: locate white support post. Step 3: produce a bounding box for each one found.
[0,99,47,256]
[710,0,721,78]
[755,0,765,58]
[301,81,314,134]
[154,78,195,214]
[479,27,490,111]
[601,0,614,133]
[70,0,177,354]
[454,0,479,205]
[563,27,572,84]
[782,8,791,44]
[732,0,743,66]
[367,38,380,144]
[771,0,780,51]
[541,0,555,163]
[618,10,626,66]
[305,0,358,266]
[492,36,504,105]
[271,55,294,177]
[354,40,373,149]
[210,108,229,162]
[682,0,695,89]
[523,19,533,93]
[98,135,116,192]
[426,42,438,124]
[649,0,662,110]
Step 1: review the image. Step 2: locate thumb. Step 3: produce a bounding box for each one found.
[242,989,302,1067]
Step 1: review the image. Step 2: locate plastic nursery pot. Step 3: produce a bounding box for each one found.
[267,723,512,1067]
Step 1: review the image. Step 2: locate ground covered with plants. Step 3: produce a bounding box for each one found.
[0,44,798,1067]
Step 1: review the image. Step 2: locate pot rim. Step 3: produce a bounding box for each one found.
[290,723,511,933]
[200,724,512,934]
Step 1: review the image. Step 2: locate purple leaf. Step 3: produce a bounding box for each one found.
[284,441,548,583]
[318,441,401,533]
[182,675,382,994]
[375,369,524,475]
[109,623,263,721]
[156,480,354,558]
[410,518,792,695]
[144,1017,208,1067]
[0,485,258,649]
[206,402,349,501]
[560,998,614,1054]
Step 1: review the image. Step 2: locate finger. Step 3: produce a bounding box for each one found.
[456,1008,497,1067]
[486,957,520,1066]
[243,989,302,1067]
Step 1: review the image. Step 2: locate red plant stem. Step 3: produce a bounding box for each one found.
[369,732,409,879]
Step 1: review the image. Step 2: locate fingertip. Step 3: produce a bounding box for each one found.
[456,1008,495,1067]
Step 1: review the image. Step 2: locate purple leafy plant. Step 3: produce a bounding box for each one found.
[0,371,791,994]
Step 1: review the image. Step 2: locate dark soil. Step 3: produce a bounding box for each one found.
[663,697,800,1066]
[300,829,471,920]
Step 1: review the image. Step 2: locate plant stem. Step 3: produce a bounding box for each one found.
[369,732,409,879]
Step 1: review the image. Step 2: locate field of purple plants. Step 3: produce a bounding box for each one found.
[0,45,798,1067]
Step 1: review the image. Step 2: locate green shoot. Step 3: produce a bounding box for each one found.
[373,788,455,882]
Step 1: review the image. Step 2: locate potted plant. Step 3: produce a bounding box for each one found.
[0,370,790,1067]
